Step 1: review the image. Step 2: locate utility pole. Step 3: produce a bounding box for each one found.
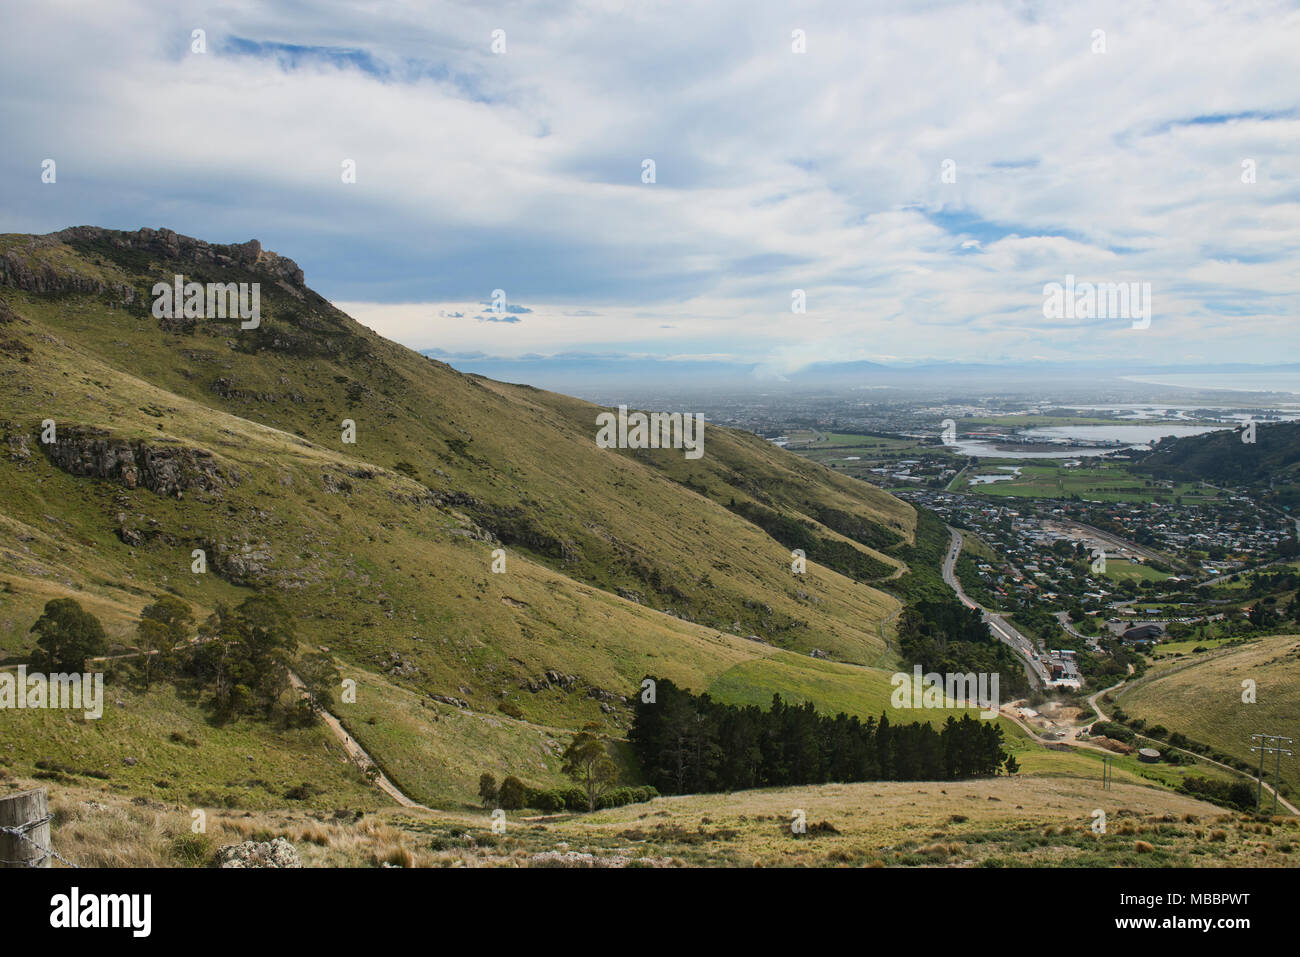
[1101,755,1111,791]
[1254,734,1265,809]
[1250,734,1293,814]
[1276,739,1292,815]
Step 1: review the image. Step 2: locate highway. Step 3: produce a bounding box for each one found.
[942,527,1051,689]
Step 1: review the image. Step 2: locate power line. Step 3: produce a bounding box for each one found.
[1250,733,1293,814]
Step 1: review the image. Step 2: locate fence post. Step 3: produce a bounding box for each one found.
[0,788,51,867]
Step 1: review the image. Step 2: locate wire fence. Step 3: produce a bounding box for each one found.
[0,813,78,868]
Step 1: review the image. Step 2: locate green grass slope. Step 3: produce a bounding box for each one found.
[1118,635,1300,798]
[0,226,918,806]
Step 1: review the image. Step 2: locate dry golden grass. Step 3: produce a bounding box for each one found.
[35,778,439,867]
[20,770,1300,868]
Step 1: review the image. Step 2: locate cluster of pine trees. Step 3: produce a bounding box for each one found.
[630,678,1016,795]
[896,598,1030,699]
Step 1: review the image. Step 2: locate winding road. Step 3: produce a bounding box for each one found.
[942,527,1050,688]
[286,671,427,810]
[78,642,427,810]
[1089,669,1299,816]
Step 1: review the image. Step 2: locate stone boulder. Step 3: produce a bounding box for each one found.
[215,837,302,868]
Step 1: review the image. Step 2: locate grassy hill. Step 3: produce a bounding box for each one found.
[0,226,921,807]
[1133,420,1300,509]
[20,769,1290,868]
[4,226,1285,855]
[1117,635,1300,800]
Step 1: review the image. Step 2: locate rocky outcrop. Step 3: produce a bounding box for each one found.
[585,686,628,704]
[216,837,302,868]
[374,651,421,679]
[39,427,238,498]
[429,693,469,709]
[0,244,137,302]
[115,512,170,548]
[0,227,306,305]
[209,376,308,405]
[204,540,273,585]
[522,670,580,694]
[2,423,32,461]
[59,226,305,288]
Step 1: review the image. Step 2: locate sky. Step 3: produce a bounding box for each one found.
[2,0,1298,377]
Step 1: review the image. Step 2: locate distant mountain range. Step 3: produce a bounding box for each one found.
[425,350,1300,395]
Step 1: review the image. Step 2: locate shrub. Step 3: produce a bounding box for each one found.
[372,842,413,868]
[296,821,332,846]
[595,787,636,809]
[525,788,565,813]
[478,773,497,809]
[559,786,588,811]
[497,775,527,810]
[1092,721,1135,743]
[169,832,214,867]
[595,785,659,809]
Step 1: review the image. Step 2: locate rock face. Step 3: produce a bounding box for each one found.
[39,427,236,498]
[0,297,23,324]
[522,670,579,693]
[215,837,302,868]
[2,423,32,461]
[374,651,421,678]
[205,540,273,585]
[0,249,136,302]
[428,693,469,709]
[0,227,306,310]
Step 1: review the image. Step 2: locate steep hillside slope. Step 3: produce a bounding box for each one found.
[1118,635,1300,799]
[0,226,918,806]
[1134,420,1300,508]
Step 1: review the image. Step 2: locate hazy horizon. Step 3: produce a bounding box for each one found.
[3,1,1297,374]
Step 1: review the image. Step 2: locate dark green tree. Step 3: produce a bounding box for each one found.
[562,722,619,811]
[191,593,297,721]
[296,651,339,719]
[30,598,107,671]
[497,775,527,810]
[478,772,498,809]
[136,594,193,689]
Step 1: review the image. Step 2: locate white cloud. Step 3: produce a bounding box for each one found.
[1,0,1297,368]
